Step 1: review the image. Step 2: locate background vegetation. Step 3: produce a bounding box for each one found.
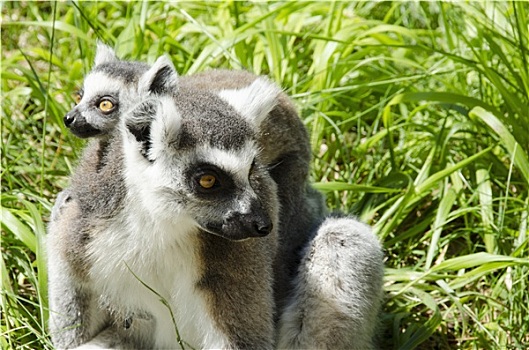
[2,1,528,349]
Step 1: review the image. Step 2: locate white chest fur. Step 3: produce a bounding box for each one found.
[86,208,228,348]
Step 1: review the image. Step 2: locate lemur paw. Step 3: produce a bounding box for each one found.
[50,189,74,223]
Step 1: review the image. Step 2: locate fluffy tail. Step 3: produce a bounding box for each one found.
[277,216,384,350]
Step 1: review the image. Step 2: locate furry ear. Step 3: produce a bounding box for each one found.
[138,55,178,96]
[124,100,159,160]
[149,96,182,157]
[218,77,281,128]
[94,41,118,66]
[124,97,182,161]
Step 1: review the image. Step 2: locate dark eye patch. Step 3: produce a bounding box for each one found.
[187,163,236,198]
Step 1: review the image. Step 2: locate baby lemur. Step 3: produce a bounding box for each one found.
[48,44,383,349]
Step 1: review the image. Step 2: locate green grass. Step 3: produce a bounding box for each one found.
[2,1,528,349]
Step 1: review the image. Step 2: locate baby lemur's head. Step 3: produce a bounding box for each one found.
[122,62,281,241]
[64,42,176,138]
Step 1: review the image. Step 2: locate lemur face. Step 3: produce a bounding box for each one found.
[65,71,127,138]
[123,70,281,241]
[64,43,151,138]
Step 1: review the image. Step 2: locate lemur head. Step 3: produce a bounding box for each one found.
[122,63,281,241]
[64,42,177,138]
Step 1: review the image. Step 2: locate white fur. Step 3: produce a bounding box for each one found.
[94,42,117,66]
[72,328,117,349]
[82,72,131,102]
[122,130,184,219]
[218,77,281,128]
[86,193,228,349]
[122,99,187,219]
[148,96,182,162]
[195,143,258,182]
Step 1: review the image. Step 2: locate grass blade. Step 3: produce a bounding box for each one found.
[476,168,495,253]
[1,207,37,253]
[425,187,457,270]
[470,107,529,185]
[312,182,400,193]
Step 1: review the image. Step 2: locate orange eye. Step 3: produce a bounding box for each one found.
[74,93,82,104]
[199,174,216,189]
[99,100,114,112]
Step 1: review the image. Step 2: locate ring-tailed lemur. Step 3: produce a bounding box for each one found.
[52,66,283,349]
[48,44,384,349]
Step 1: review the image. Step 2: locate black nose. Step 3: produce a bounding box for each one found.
[219,212,273,240]
[64,113,75,127]
[254,222,272,236]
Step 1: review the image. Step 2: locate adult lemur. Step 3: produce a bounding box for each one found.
[48,44,383,349]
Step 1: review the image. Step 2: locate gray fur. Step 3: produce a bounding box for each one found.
[277,216,384,349]
[47,138,127,348]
